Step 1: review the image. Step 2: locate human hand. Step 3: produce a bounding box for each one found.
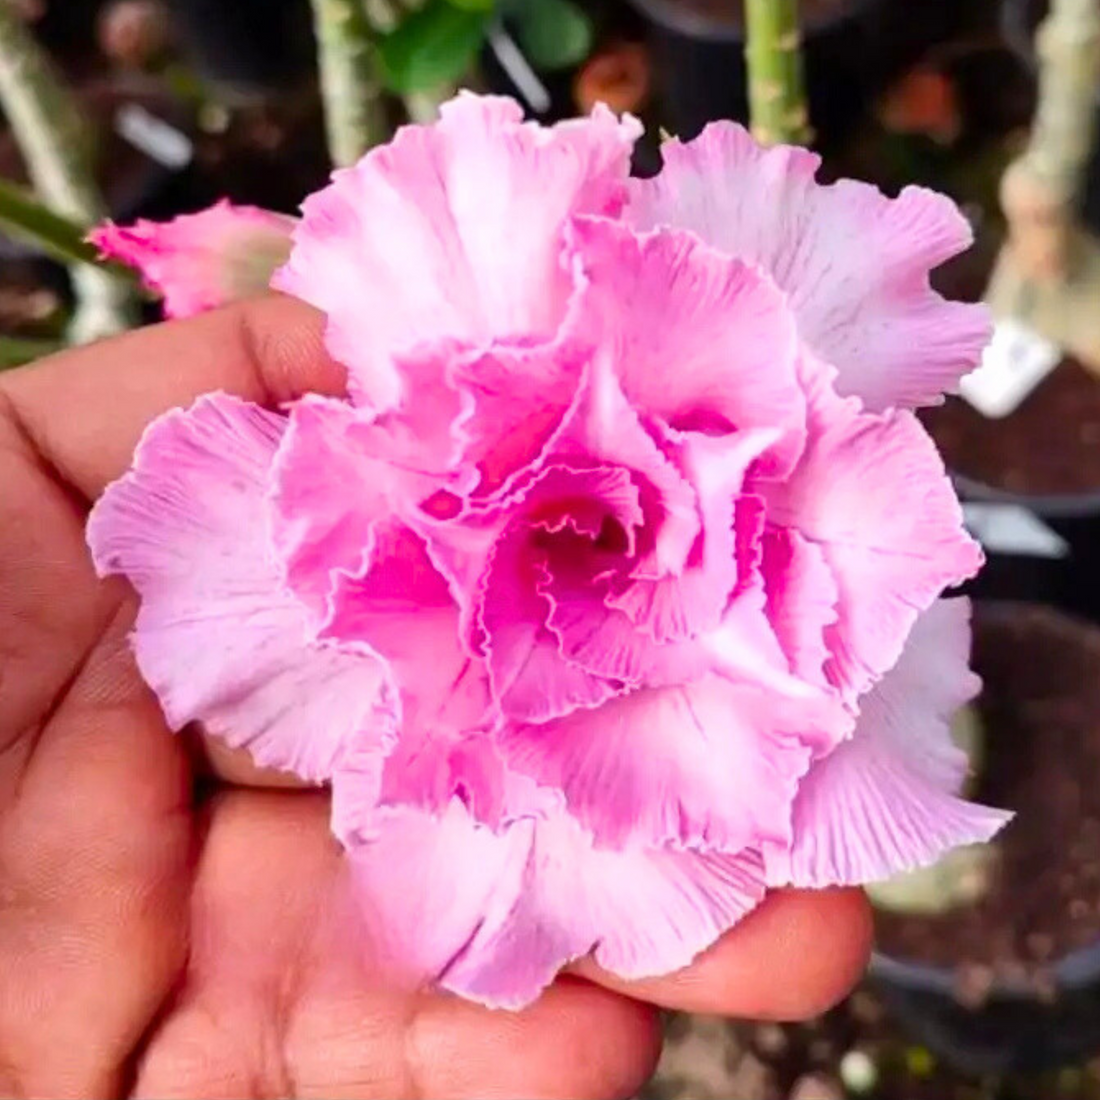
[0,296,871,1099]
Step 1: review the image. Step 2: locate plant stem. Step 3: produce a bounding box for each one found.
[0,176,106,267]
[0,0,136,342]
[403,87,448,125]
[309,0,388,167]
[744,0,811,146]
[0,334,63,370]
[1020,0,1100,201]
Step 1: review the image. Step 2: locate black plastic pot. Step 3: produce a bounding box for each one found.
[163,0,316,98]
[952,474,1100,628]
[869,940,1100,1076]
[624,0,962,149]
[869,595,1100,1075]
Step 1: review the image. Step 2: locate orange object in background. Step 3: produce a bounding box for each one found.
[877,64,961,145]
[574,41,651,116]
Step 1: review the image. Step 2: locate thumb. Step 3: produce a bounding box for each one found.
[0,294,345,502]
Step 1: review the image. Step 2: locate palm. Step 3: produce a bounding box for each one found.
[0,299,870,1100]
[0,408,191,1097]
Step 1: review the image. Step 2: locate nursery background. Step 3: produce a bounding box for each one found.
[3,0,1100,1097]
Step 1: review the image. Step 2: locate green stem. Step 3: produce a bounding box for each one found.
[744,0,811,147]
[0,0,136,341]
[0,176,103,267]
[0,334,63,370]
[403,87,449,125]
[309,0,388,167]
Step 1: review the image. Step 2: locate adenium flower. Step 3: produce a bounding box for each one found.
[89,199,296,318]
[88,93,1011,1008]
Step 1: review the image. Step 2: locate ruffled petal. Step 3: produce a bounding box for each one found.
[342,792,767,1009]
[755,383,982,701]
[86,394,392,780]
[761,525,839,689]
[568,216,805,476]
[321,537,485,734]
[555,355,700,576]
[273,93,641,410]
[452,335,591,498]
[479,464,643,722]
[767,599,1011,887]
[269,393,463,623]
[481,524,620,723]
[605,429,778,645]
[269,397,393,622]
[498,672,825,851]
[335,686,549,840]
[627,124,991,411]
[89,200,296,318]
[441,814,766,1006]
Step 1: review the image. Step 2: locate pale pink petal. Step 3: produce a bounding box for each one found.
[568,217,805,476]
[269,392,464,623]
[606,429,778,645]
[90,200,296,318]
[441,813,766,1006]
[539,432,778,696]
[555,355,700,576]
[343,792,766,1009]
[546,573,701,688]
[320,539,486,733]
[627,124,991,411]
[451,334,591,498]
[327,585,515,828]
[545,540,831,708]
[377,727,510,830]
[86,394,392,780]
[481,525,620,723]
[344,801,530,994]
[522,461,644,543]
[478,464,643,722]
[335,705,555,843]
[498,673,820,851]
[269,397,391,622]
[273,93,641,410]
[761,526,839,689]
[755,385,982,701]
[767,599,1011,887]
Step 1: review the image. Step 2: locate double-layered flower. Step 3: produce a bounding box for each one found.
[89,94,1009,1007]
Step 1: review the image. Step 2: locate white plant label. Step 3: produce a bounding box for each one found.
[963,502,1069,559]
[115,103,194,170]
[958,317,1061,418]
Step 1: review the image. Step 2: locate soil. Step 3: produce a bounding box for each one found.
[644,996,1100,1099]
[921,359,1100,496]
[875,604,1100,994]
[645,603,1100,1100]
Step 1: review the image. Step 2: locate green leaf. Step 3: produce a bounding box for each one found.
[512,0,592,71]
[0,177,102,268]
[443,0,496,11]
[379,0,490,93]
[0,335,64,371]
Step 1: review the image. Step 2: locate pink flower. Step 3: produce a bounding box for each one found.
[88,94,1010,1008]
[89,200,297,318]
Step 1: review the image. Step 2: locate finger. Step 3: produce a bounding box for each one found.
[185,726,317,791]
[0,605,192,1100]
[405,977,659,1100]
[135,791,659,1100]
[0,294,344,501]
[574,886,872,1020]
[0,404,117,773]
